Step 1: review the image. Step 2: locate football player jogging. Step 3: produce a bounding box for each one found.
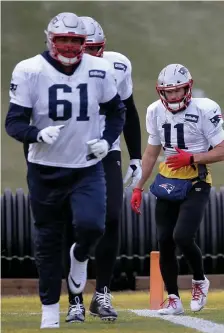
[65,16,142,323]
[131,64,224,315]
[5,13,126,329]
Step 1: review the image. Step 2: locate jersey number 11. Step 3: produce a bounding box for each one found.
[162,123,188,149]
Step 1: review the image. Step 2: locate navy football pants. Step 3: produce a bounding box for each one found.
[67,150,123,302]
[27,161,106,305]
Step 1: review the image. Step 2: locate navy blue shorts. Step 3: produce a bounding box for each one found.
[27,161,106,232]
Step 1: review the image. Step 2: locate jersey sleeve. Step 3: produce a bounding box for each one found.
[100,67,118,103]
[9,63,32,108]
[202,102,224,147]
[146,105,161,145]
[117,60,133,100]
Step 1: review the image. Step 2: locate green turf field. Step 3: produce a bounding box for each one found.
[1,1,224,192]
[1,291,224,332]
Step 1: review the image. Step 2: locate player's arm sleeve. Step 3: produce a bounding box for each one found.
[146,106,161,145]
[202,103,224,147]
[100,94,126,148]
[5,103,39,143]
[122,94,141,159]
[5,65,39,143]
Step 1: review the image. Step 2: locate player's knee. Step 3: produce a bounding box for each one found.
[75,225,104,248]
[173,231,192,248]
[78,218,105,235]
[74,198,106,232]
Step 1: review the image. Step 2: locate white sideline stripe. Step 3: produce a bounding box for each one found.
[130,309,224,333]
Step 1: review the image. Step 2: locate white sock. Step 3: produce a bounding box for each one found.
[42,302,59,313]
[41,302,60,326]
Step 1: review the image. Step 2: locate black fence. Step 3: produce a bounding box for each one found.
[1,187,224,289]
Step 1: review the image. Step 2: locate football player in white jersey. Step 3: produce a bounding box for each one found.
[63,16,142,323]
[5,13,126,328]
[131,64,224,315]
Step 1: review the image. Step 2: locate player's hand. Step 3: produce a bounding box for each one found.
[123,159,142,188]
[131,188,143,214]
[37,125,65,144]
[165,147,194,170]
[87,139,109,160]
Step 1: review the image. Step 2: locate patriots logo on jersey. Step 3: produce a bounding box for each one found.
[114,62,127,72]
[89,70,106,79]
[10,83,18,94]
[210,114,222,127]
[159,183,175,194]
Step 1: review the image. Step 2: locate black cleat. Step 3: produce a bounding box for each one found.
[65,296,85,323]
[89,287,118,321]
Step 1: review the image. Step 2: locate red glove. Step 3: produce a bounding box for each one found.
[165,147,194,170]
[131,188,143,214]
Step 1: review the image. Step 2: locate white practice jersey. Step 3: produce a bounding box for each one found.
[9,53,118,168]
[147,98,224,155]
[146,98,224,180]
[102,51,133,151]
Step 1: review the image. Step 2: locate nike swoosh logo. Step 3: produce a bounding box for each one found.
[199,296,205,305]
[70,275,81,288]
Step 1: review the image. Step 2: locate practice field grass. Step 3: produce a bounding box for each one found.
[2,291,224,333]
[1,1,224,192]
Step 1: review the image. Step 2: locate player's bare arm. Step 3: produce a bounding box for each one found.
[136,144,161,189]
[193,140,224,164]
